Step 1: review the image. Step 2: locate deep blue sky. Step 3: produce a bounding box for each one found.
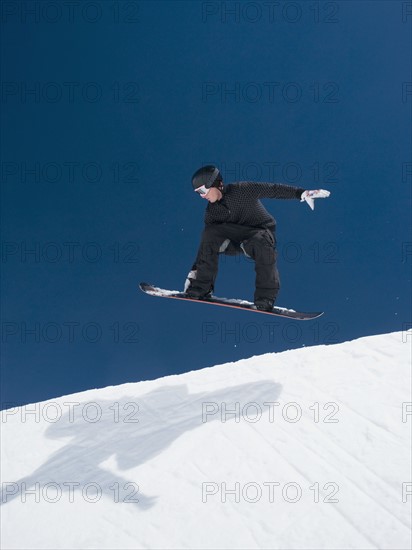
[1,1,411,408]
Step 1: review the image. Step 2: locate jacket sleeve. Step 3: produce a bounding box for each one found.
[240,181,305,200]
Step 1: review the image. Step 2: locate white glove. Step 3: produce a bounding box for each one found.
[301,189,330,210]
[184,270,197,293]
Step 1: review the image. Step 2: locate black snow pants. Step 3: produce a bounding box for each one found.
[191,223,280,303]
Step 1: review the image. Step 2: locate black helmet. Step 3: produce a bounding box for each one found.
[191,165,222,191]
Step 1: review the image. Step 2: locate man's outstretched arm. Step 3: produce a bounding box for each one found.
[241,181,331,209]
[241,181,305,200]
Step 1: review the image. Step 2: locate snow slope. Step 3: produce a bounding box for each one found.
[1,332,411,550]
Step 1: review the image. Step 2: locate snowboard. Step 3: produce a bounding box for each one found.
[139,283,323,320]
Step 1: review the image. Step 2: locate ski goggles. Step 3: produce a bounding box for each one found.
[194,185,209,195]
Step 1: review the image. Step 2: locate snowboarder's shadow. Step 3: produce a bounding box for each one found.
[1,381,282,510]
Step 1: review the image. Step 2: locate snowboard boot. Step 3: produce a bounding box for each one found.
[185,285,213,300]
[254,297,275,312]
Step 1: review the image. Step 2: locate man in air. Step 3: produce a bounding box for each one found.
[184,165,330,312]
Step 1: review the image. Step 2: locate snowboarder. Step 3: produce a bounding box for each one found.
[184,165,330,311]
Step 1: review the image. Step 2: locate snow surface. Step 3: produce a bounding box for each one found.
[1,332,411,550]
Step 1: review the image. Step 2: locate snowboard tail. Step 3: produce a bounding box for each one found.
[139,283,323,320]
